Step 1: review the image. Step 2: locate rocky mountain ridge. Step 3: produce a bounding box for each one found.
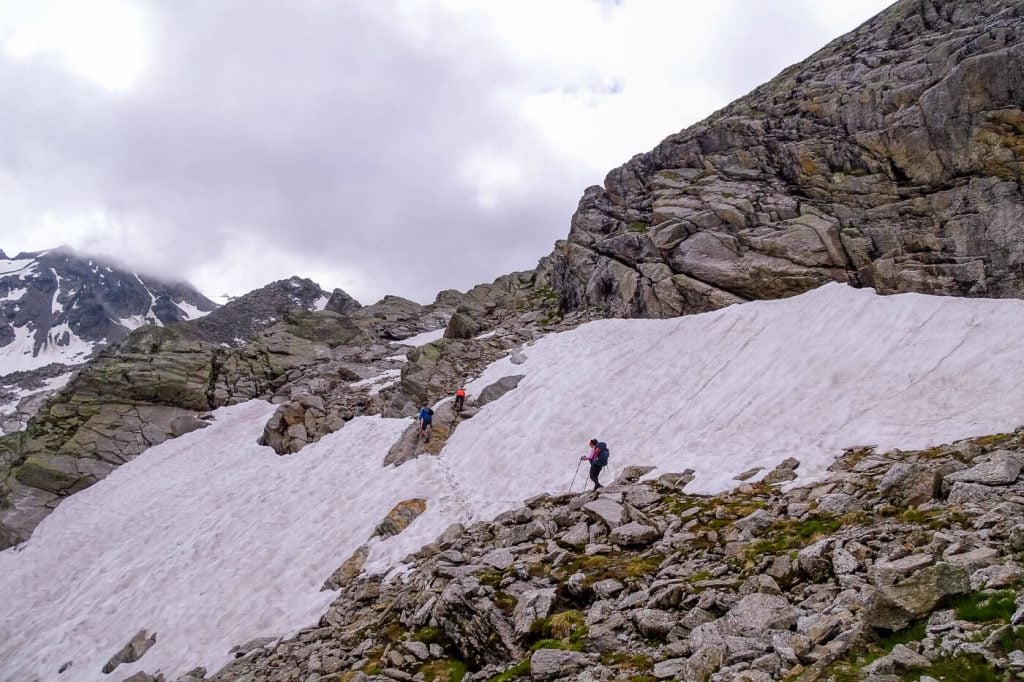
[535,0,1024,319]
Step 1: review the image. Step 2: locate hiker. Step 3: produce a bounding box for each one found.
[454,387,466,412]
[418,404,433,442]
[581,438,609,491]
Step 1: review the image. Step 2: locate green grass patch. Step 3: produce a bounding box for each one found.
[477,568,505,588]
[549,610,585,639]
[600,652,653,672]
[420,659,467,682]
[413,626,445,644]
[687,570,712,583]
[840,510,870,526]
[381,622,405,643]
[528,637,584,653]
[796,517,843,538]
[900,508,938,524]
[949,590,1018,623]
[487,659,530,682]
[972,433,1014,449]
[493,591,518,614]
[825,621,927,681]
[529,618,551,640]
[877,620,926,650]
[554,552,663,584]
[625,221,650,233]
[918,445,947,459]
[903,652,1001,681]
[525,613,588,653]
[743,516,842,558]
[625,554,664,577]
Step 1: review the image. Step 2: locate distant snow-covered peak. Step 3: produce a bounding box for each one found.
[0,247,218,378]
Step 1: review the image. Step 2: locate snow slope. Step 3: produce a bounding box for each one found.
[0,324,94,375]
[5,284,1024,680]
[397,327,447,347]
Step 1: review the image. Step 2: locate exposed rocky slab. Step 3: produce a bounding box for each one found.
[102,629,157,675]
[535,0,1024,318]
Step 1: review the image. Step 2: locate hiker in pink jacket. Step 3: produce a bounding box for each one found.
[580,438,609,491]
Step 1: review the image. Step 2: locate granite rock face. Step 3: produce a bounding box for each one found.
[536,0,1024,318]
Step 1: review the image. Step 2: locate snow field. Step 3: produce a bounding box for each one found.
[0,401,469,680]
[174,301,213,320]
[5,285,1024,679]
[439,284,1024,514]
[0,257,37,278]
[0,286,27,302]
[397,327,446,347]
[0,323,91,376]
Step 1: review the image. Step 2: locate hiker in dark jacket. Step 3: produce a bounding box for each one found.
[418,405,433,442]
[581,438,609,490]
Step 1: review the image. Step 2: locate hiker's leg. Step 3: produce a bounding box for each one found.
[590,463,602,490]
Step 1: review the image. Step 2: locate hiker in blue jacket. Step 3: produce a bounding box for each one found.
[581,438,609,491]
[418,405,433,442]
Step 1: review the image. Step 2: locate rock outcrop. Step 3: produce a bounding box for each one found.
[184,276,334,347]
[536,0,1024,318]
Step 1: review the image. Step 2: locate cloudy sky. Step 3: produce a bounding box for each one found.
[0,0,893,304]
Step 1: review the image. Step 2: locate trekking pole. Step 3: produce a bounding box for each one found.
[569,459,582,493]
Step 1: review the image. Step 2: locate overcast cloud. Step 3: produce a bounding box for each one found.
[0,0,893,304]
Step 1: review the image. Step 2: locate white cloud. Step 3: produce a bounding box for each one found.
[0,0,148,92]
[0,0,895,302]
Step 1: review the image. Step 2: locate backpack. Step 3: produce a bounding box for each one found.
[427,407,434,417]
[596,442,609,466]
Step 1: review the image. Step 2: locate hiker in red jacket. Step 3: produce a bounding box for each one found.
[454,387,466,412]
